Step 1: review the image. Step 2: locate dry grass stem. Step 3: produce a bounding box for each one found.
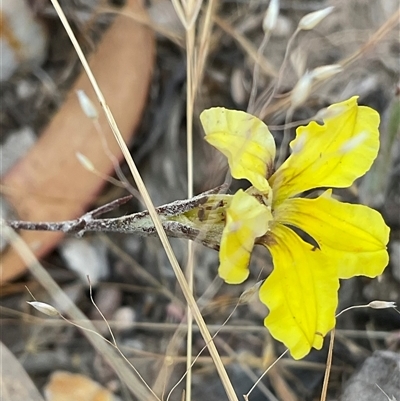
[49,1,238,399]
[320,330,335,401]
[169,1,220,399]
[215,15,278,78]
[244,349,289,401]
[99,5,184,46]
[1,222,158,400]
[259,7,400,118]
[247,31,271,113]
[4,2,397,399]
[180,1,196,398]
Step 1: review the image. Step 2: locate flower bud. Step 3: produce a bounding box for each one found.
[76,90,98,120]
[311,64,343,81]
[368,300,396,309]
[239,281,263,304]
[298,6,334,31]
[290,71,313,108]
[27,301,59,317]
[263,0,280,33]
[76,152,95,172]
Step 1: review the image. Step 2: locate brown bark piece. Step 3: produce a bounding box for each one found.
[1,0,154,283]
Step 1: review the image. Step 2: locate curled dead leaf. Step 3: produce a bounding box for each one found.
[1,0,154,283]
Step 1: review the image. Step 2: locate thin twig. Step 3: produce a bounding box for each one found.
[6,186,228,250]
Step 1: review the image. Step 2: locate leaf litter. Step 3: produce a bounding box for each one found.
[1,0,400,400]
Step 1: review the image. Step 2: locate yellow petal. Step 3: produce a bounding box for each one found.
[200,108,275,193]
[273,191,390,278]
[260,224,338,359]
[270,97,380,205]
[219,189,272,284]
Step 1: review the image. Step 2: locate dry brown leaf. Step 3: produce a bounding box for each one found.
[0,0,154,283]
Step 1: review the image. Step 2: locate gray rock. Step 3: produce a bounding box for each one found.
[0,126,36,176]
[340,350,400,401]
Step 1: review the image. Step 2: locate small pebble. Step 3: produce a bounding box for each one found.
[59,238,109,285]
[390,240,400,283]
[0,127,36,176]
[0,0,48,81]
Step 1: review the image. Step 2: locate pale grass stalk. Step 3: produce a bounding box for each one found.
[258,27,300,116]
[99,235,184,306]
[171,0,186,28]
[172,1,217,399]
[1,222,158,400]
[182,2,196,399]
[1,304,392,339]
[247,31,271,114]
[77,86,140,197]
[150,318,190,397]
[164,283,275,398]
[258,7,333,116]
[92,118,141,196]
[172,0,202,30]
[220,341,280,401]
[259,8,400,119]
[214,15,277,79]
[76,151,128,189]
[244,349,289,400]
[328,301,398,401]
[80,95,146,215]
[49,1,238,400]
[248,0,279,113]
[185,241,194,401]
[376,384,397,401]
[182,0,217,397]
[276,106,294,168]
[63,300,161,401]
[187,0,203,30]
[99,4,184,46]
[336,302,397,318]
[10,313,392,341]
[167,300,239,401]
[88,275,162,401]
[340,7,400,68]
[320,330,335,401]
[193,0,217,96]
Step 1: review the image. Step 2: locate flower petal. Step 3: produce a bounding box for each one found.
[260,224,338,359]
[219,189,272,284]
[270,97,380,205]
[273,191,390,278]
[200,108,276,193]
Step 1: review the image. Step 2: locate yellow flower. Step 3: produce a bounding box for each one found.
[200,97,390,359]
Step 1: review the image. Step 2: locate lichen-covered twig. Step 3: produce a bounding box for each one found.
[6,185,229,251]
